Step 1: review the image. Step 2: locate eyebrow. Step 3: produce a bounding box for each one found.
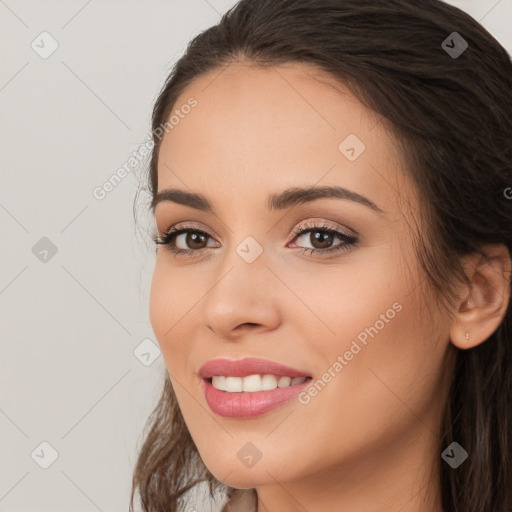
[151,185,384,215]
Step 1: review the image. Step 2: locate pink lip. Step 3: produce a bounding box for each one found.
[198,357,312,379]
[200,377,312,418]
[198,357,313,418]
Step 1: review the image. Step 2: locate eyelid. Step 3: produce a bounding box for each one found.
[157,220,222,242]
[289,218,356,241]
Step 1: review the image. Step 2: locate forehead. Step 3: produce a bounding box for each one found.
[156,61,414,217]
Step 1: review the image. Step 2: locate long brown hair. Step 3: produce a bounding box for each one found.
[130,1,512,510]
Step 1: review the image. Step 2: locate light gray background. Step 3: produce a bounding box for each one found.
[1,1,511,511]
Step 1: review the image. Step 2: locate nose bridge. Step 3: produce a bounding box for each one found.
[200,233,280,335]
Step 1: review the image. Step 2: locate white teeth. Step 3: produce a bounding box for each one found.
[261,374,278,390]
[277,376,291,388]
[225,376,243,392]
[242,374,262,392]
[211,374,308,392]
[212,376,227,391]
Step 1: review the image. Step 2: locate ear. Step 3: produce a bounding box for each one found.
[450,243,511,350]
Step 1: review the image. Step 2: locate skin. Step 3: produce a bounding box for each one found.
[149,61,511,512]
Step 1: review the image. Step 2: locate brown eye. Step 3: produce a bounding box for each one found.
[155,227,219,257]
[308,230,336,249]
[183,231,208,250]
[289,223,358,257]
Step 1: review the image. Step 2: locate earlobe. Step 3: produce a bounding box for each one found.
[449,244,511,350]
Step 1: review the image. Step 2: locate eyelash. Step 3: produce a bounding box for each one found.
[153,221,358,259]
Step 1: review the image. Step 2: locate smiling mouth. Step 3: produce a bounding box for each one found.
[205,375,313,393]
[202,374,313,418]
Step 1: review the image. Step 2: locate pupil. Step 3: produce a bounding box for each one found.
[313,231,332,248]
[188,232,206,248]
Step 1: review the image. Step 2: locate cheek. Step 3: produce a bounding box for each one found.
[149,257,197,338]
[148,261,169,344]
[285,242,417,357]
[282,245,444,430]
[294,281,447,459]
[149,259,190,372]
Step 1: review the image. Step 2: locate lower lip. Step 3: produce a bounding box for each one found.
[202,378,312,418]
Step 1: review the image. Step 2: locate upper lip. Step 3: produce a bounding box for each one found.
[198,357,312,379]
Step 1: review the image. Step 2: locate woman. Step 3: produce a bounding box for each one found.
[130,1,512,511]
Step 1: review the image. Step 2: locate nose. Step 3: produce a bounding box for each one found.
[200,251,281,340]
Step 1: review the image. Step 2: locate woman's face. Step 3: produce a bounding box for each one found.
[150,62,454,492]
